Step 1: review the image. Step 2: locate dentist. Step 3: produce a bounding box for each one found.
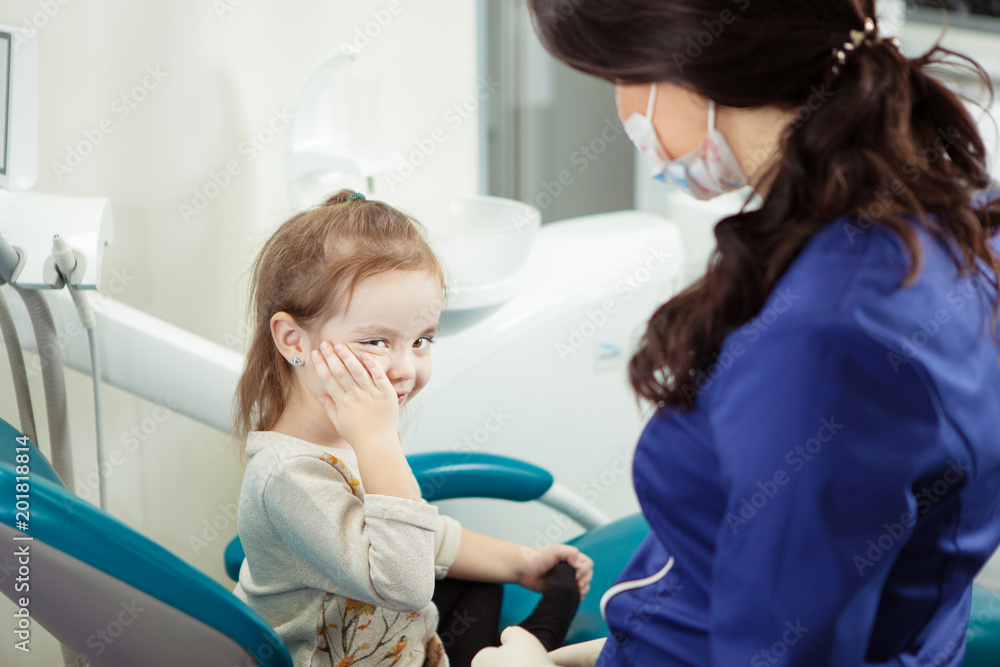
[475,0,1000,665]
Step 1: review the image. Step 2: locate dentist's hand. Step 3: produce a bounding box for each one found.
[548,639,607,667]
[312,341,399,449]
[473,627,555,667]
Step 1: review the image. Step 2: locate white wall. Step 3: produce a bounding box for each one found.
[0,1,479,664]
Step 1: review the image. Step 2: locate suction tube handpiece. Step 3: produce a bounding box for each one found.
[51,235,106,510]
[52,235,96,328]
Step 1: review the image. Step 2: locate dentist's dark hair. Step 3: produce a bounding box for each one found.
[528,0,1000,409]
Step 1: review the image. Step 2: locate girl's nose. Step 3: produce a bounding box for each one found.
[386,350,415,383]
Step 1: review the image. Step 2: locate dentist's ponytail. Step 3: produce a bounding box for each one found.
[528,0,1000,409]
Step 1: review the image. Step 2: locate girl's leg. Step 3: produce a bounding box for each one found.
[433,562,581,665]
[516,561,581,651]
[433,578,503,667]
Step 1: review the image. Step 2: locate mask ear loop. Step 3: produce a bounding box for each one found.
[708,99,717,132]
[646,83,658,119]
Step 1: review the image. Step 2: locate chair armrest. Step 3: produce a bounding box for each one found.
[407,452,554,502]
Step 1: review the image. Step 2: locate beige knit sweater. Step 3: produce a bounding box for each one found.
[233,431,463,667]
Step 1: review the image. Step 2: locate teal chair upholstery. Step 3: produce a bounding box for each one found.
[965,585,1000,667]
[0,417,292,666]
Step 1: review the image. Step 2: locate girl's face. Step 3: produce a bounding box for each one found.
[302,269,442,406]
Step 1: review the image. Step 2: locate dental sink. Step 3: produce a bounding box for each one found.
[385,195,542,311]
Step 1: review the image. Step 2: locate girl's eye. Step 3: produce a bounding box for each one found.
[360,340,388,349]
[414,336,434,350]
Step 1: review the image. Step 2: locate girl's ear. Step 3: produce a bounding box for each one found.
[270,312,306,363]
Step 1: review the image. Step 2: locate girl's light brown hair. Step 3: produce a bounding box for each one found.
[232,189,443,444]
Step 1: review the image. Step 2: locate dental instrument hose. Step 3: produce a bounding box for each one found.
[0,234,37,444]
[10,283,75,492]
[53,235,106,511]
[3,237,88,667]
[0,287,38,446]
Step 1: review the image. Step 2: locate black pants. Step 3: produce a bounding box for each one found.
[433,564,579,667]
[432,578,504,667]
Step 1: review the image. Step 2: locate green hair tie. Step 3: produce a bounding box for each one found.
[347,192,365,201]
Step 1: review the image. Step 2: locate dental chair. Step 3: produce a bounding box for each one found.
[224,451,647,648]
[0,417,292,666]
[227,451,1000,666]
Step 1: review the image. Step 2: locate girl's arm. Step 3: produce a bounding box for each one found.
[447,528,593,596]
[262,454,438,612]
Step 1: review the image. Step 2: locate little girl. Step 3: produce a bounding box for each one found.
[232,189,594,667]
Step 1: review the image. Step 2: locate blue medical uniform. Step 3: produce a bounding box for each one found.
[598,217,1000,666]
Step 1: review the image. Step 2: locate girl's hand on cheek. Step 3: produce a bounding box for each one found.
[311,341,400,449]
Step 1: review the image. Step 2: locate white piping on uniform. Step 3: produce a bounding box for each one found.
[599,556,675,621]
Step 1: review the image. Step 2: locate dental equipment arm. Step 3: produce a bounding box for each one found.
[53,234,106,510]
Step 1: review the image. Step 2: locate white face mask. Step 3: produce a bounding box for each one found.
[623,83,748,200]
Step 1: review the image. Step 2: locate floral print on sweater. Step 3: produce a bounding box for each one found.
[312,453,447,667]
